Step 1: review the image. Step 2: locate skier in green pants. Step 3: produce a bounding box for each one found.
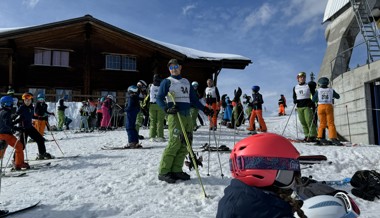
[148,74,166,142]
[293,72,317,142]
[156,58,212,184]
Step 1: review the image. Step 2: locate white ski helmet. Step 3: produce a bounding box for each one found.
[298,192,360,218]
[106,95,114,100]
[192,81,199,87]
[137,80,147,88]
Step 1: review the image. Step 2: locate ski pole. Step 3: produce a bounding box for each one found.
[281,104,296,136]
[346,105,352,142]
[295,108,298,139]
[0,140,7,195]
[211,128,224,178]
[167,92,208,198]
[207,127,211,177]
[53,115,68,138]
[5,139,19,171]
[46,121,65,156]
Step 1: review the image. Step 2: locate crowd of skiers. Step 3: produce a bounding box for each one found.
[0,59,356,217]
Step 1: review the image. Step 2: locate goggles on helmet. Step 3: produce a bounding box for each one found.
[334,192,360,218]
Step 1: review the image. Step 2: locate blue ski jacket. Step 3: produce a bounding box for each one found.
[217,179,294,218]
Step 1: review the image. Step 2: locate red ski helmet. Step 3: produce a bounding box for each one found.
[230,133,300,187]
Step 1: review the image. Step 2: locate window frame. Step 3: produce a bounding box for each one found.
[104,53,137,71]
[34,48,71,67]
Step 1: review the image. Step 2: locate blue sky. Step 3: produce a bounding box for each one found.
[0,0,337,112]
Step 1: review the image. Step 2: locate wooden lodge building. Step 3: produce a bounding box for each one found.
[0,15,251,104]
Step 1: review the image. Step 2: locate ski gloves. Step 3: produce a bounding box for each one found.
[166,106,178,114]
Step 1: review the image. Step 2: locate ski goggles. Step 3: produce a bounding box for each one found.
[169,65,179,70]
[231,156,300,171]
[335,192,360,218]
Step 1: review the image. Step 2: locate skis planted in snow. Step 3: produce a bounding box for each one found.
[0,200,40,217]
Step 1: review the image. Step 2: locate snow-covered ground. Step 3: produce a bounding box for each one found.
[0,108,379,218]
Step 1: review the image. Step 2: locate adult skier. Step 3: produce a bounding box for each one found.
[125,85,141,148]
[156,58,212,183]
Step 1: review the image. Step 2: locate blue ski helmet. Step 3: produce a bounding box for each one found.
[128,85,138,94]
[37,93,45,101]
[252,85,260,92]
[0,96,13,107]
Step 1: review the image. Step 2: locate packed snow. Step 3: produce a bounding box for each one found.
[0,104,379,218]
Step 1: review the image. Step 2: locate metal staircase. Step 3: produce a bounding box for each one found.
[350,0,380,62]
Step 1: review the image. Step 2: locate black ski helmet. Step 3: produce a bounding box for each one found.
[318,77,329,87]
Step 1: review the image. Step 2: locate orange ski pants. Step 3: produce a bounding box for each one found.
[206,103,219,128]
[0,134,25,165]
[33,119,46,136]
[317,104,337,139]
[249,109,267,131]
[279,105,285,115]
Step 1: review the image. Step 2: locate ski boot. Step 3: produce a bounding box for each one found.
[36,152,55,160]
[13,162,31,171]
[331,138,343,146]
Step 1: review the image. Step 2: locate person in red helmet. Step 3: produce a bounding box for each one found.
[217,133,306,218]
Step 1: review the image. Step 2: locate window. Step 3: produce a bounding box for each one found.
[34,48,70,67]
[56,89,72,102]
[105,54,136,71]
[28,88,45,99]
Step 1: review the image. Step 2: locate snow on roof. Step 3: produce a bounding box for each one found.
[149,38,251,61]
[323,0,350,22]
[0,26,29,33]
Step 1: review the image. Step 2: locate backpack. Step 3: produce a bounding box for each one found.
[350,170,380,201]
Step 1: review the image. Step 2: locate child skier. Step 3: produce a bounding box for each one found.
[56,95,68,131]
[247,85,267,132]
[204,79,220,130]
[312,77,341,145]
[293,72,317,142]
[34,93,54,136]
[148,74,166,141]
[100,95,113,130]
[79,101,90,132]
[125,85,141,148]
[217,133,306,218]
[0,96,29,170]
[278,94,287,116]
[15,92,54,160]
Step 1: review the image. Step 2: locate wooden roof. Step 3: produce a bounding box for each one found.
[0,15,252,70]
